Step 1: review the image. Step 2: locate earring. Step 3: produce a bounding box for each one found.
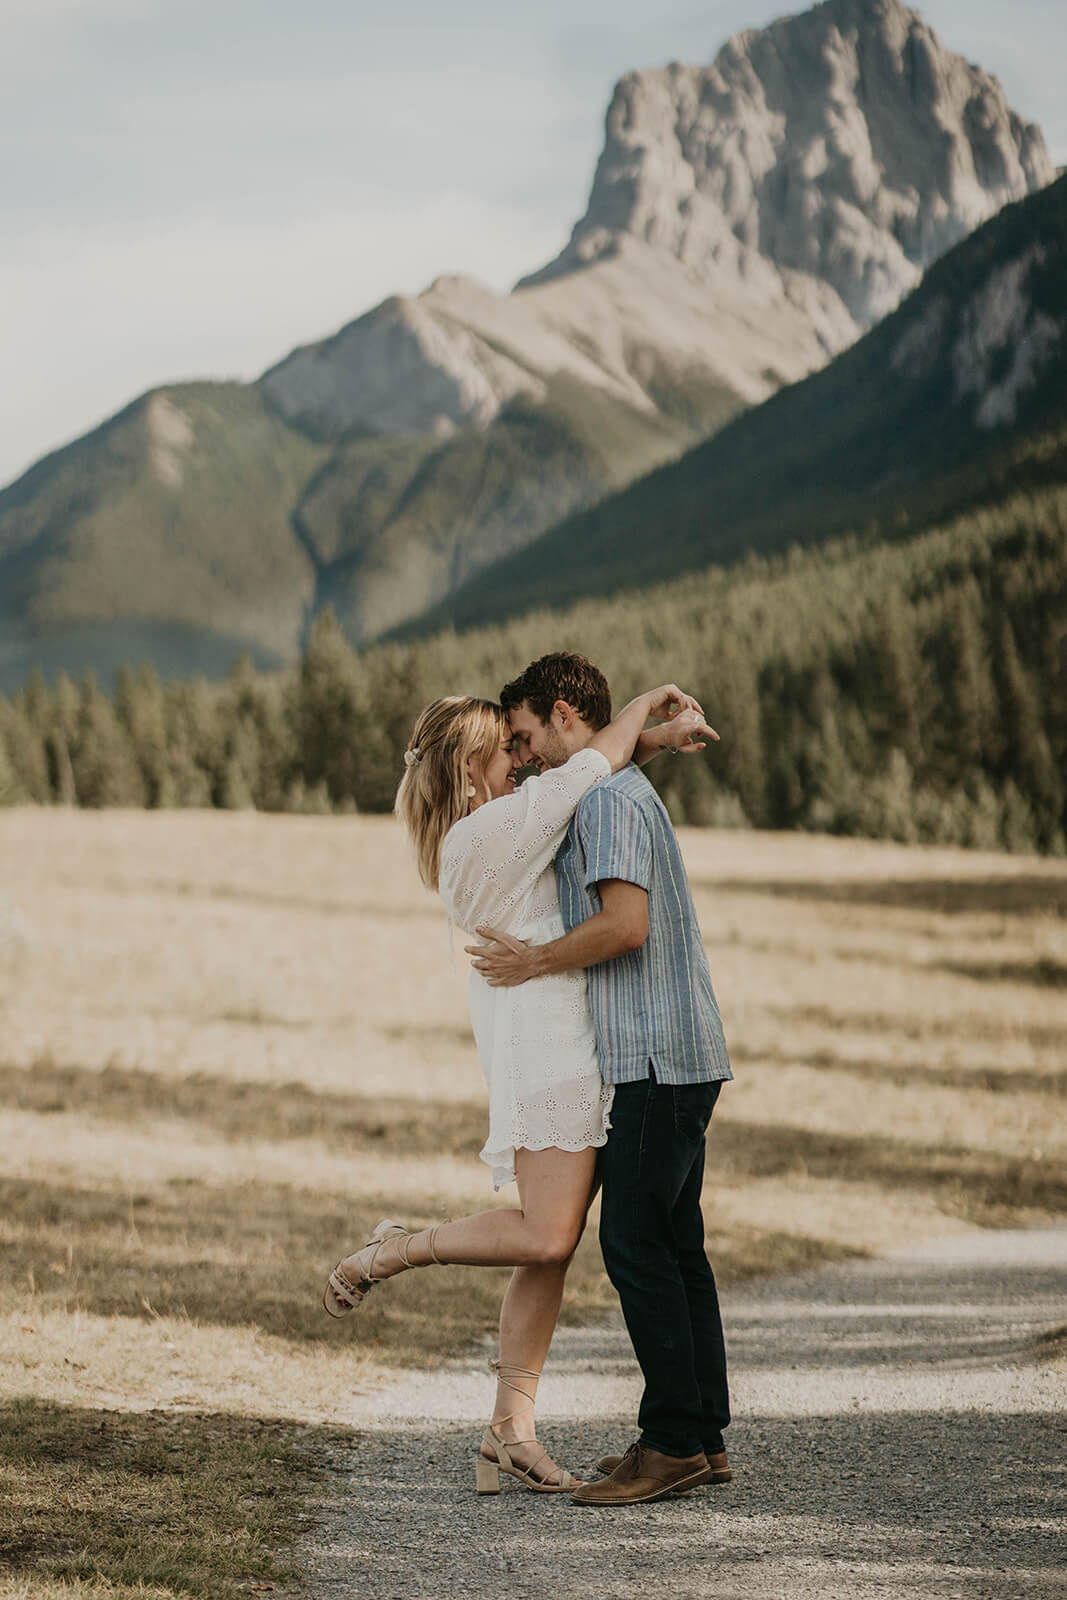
[467,784,476,799]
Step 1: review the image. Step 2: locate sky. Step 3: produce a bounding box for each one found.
[2,0,1064,489]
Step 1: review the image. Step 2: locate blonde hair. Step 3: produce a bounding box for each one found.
[395,696,509,890]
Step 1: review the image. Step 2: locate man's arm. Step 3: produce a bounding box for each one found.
[466,879,648,986]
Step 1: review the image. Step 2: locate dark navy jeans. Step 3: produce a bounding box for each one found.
[598,1071,730,1459]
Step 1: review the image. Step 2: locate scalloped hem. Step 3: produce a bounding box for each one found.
[481,1127,611,1192]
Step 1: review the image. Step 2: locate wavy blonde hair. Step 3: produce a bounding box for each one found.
[395,696,509,890]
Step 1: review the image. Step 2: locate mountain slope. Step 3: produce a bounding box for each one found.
[0,385,326,689]
[294,375,703,645]
[257,246,861,644]
[408,173,1067,635]
[0,0,1055,688]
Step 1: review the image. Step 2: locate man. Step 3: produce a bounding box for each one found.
[468,651,733,1508]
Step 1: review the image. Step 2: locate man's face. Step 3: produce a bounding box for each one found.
[507,700,574,771]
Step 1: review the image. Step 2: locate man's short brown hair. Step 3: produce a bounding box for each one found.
[499,652,612,731]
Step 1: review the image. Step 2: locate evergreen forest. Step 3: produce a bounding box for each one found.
[1,477,1063,857]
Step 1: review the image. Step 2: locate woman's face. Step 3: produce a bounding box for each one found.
[469,727,522,807]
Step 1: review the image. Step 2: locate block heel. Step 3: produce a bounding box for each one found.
[475,1361,580,1494]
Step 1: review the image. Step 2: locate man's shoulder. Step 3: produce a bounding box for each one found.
[574,763,669,823]
[576,762,643,806]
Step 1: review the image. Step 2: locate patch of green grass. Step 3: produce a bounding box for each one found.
[0,1399,337,1598]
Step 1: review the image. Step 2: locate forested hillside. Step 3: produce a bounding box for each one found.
[413,175,1067,637]
[2,475,1062,855]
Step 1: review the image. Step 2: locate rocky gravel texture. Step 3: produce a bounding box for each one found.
[298,1227,1067,1599]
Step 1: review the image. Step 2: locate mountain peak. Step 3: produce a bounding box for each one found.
[521,0,1054,326]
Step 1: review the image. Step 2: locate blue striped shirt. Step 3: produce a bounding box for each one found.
[554,762,732,1086]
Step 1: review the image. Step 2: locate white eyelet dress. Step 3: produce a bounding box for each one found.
[438,748,614,1189]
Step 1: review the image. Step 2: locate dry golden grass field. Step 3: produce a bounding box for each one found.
[1,807,1066,1596]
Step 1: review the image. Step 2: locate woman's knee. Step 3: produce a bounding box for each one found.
[524,1220,582,1265]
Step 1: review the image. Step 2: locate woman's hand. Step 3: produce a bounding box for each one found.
[643,684,705,722]
[659,706,719,753]
[593,683,715,773]
[633,704,719,766]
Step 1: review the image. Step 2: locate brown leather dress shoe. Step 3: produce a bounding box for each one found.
[571,1443,709,1506]
[596,1447,731,1485]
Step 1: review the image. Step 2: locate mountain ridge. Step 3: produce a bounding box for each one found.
[523,0,1052,326]
[0,0,1055,690]
[407,171,1067,637]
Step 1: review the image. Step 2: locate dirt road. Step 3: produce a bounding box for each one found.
[300,1226,1067,1599]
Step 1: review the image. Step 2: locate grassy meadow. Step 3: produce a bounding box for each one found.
[1,806,1066,1595]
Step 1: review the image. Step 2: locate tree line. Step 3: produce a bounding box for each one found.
[1,482,1063,855]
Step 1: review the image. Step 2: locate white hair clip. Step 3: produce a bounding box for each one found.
[403,747,421,768]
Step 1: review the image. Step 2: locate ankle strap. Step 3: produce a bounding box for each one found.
[395,1225,445,1268]
[488,1357,541,1416]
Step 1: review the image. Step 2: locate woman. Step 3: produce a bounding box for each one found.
[323,684,712,1494]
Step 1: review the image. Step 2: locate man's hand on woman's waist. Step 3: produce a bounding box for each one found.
[466,881,649,986]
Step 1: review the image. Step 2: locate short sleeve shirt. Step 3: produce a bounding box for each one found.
[554,762,732,1086]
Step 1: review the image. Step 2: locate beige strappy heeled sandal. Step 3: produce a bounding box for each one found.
[322,1219,445,1318]
[475,1359,580,1494]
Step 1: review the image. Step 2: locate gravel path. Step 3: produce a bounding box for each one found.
[297,1227,1067,1599]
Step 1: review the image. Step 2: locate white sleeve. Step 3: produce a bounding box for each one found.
[438,748,610,931]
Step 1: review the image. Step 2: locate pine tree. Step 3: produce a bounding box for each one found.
[996,620,1062,850]
[872,592,924,775]
[944,581,1000,773]
[0,694,49,802]
[70,672,146,807]
[49,673,80,806]
[292,610,367,807]
[117,662,174,807]
[712,637,765,825]
[165,679,221,807]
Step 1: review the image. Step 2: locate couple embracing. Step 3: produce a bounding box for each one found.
[323,653,733,1508]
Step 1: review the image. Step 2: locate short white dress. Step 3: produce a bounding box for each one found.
[438,748,614,1188]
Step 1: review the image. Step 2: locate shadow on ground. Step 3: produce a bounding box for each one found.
[301,1229,1067,1599]
[299,1408,1067,1600]
[723,1243,1067,1369]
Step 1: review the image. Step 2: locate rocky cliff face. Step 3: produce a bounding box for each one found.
[522,0,1054,328]
[259,243,854,444]
[1,0,1058,687]
[427,174,1067,637]
[266,0,1054,449]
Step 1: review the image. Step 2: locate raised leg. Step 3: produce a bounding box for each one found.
[334,1143,597,1285]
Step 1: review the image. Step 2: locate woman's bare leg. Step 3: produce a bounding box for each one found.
[335,1144,598,1280]
[332,1145,598,1484]
[489,1147,596,1445]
